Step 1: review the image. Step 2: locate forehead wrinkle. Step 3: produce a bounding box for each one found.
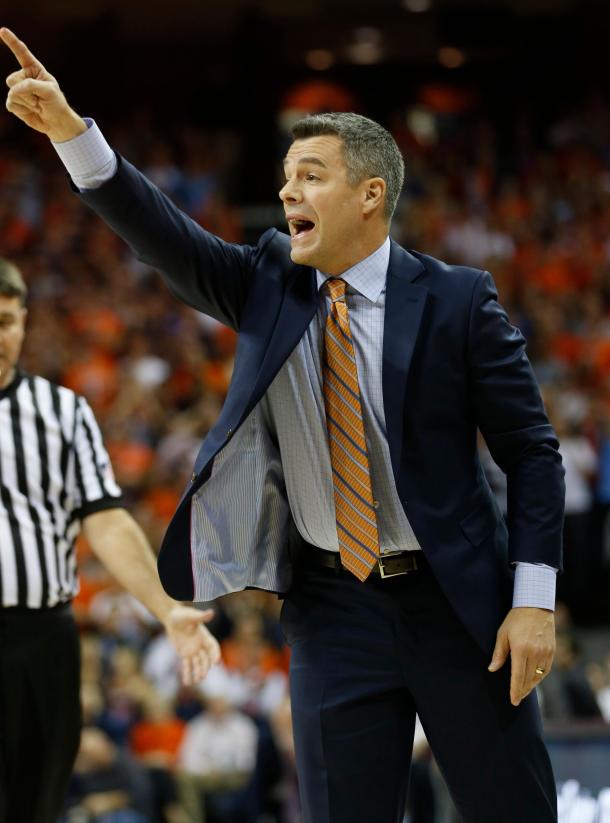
[283,156,328,168]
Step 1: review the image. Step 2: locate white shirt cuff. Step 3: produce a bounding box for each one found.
[512,562,557,610]
[51,118,117,190]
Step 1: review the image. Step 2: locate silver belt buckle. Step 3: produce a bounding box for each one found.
[378,550,410,579]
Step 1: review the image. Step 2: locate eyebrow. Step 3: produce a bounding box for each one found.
[283,156,328,168]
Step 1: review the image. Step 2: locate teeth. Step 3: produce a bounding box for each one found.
[289,218,313,235]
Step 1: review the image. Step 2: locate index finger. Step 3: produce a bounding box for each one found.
[0,28,41,70]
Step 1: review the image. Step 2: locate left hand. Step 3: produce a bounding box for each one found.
[164,606,221,686]
[488,607,555,706]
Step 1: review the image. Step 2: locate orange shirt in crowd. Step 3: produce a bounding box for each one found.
[221,638,289,676]
[62,350,120,411]
[130,718,186,763]
[143,487,181,521]
[107,441,155,486]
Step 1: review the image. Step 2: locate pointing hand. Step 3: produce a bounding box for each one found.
[1,27,86,142]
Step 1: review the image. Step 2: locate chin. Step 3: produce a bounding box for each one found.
[290,247,314,266]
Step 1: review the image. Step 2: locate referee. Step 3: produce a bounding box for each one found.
[0,259,221,823]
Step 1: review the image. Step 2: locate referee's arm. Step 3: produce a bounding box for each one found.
[72,397,220,685]
[82,508,220,684]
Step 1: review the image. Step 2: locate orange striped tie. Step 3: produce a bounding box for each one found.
[323,277,380,581]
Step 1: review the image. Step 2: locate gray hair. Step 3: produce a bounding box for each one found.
[0,259,27,306]
[291,112,405,221]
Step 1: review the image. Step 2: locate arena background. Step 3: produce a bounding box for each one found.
[2,1,610,821]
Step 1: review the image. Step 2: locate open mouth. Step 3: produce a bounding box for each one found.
[289,218,316,239]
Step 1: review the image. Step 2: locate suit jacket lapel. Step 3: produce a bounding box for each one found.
[247,263,318,411]
[191,258,317,479]
[383,242,428,485]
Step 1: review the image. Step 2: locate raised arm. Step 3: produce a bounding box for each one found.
[1,27,262,329]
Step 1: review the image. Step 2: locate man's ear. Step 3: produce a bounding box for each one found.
[362,177,385,216]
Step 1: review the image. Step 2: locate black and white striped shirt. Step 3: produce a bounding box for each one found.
[0,370,123,608]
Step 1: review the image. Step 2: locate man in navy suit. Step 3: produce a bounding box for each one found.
[2,27,564,822]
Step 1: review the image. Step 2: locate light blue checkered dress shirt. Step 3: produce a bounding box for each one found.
[260,238,421,554]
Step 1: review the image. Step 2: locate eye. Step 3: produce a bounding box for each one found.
[305,173,319,182]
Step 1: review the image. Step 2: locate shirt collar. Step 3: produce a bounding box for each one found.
[316,236,391,304]
[0,367,24,400]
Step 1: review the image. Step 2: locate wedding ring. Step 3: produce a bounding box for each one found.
[535,667,545,676]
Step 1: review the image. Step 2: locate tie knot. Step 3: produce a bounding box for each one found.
[326,278,347,302]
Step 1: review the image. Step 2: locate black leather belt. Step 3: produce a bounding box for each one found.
[295,542,424,578]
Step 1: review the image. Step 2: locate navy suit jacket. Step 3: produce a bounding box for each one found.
[78,156,565,653]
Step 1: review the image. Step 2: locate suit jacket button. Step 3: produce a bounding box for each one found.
[227,428,233,439]
[191,473,196,482]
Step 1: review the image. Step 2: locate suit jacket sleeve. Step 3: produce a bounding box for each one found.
[76,154,268,330]
[467,270,565,569]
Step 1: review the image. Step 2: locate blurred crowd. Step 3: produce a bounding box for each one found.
[2,92,610,821]
[63,583,295,823]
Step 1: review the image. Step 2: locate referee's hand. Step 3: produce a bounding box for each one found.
[164,605,221,686]
[1,27,87,142]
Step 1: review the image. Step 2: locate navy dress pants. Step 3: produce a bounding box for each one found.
[280,553,557,823]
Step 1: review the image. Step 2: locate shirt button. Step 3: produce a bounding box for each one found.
[373,500,380,509]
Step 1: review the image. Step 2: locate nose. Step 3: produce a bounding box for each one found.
[279,178,302,204]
